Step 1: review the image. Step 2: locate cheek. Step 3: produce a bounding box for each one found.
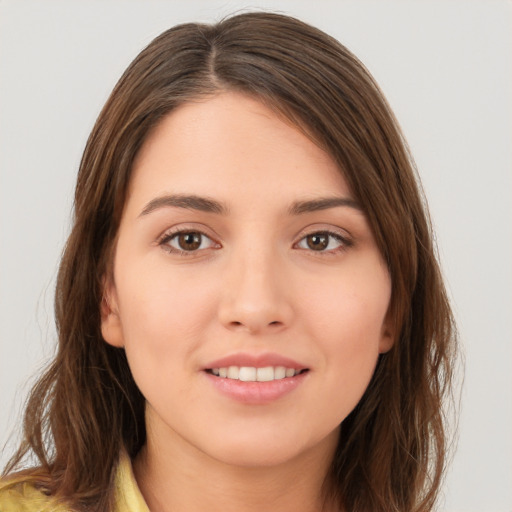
[301,259,391,346]
[113,260,219,387]
[297,261,390,405]
[314,295,384,378]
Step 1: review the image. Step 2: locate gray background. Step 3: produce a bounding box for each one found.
[1,1,511,511]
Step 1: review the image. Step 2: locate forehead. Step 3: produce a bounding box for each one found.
[127,92,351,213]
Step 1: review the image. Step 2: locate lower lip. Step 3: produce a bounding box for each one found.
[204,371,308,404]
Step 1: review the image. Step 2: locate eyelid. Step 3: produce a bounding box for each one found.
[157,224,222,255]
[156,223,352,257]
[293,226,353,253]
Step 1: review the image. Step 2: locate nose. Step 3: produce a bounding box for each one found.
[217,247,294,335]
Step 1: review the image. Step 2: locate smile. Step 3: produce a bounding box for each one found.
[203,354,310,403]
[208,366,305,381]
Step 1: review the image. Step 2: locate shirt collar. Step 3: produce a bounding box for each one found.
[113,450,150,512]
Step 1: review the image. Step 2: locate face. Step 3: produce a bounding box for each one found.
[102,92,393,469]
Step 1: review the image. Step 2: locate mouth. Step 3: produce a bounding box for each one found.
[205,366,309,382]
[202,354,310,404]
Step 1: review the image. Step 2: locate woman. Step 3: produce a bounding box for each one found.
[0,11,457,512]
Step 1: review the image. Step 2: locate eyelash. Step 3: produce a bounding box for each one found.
[158,227,219,256]
[158,228,353,256]
[294,230,353,255]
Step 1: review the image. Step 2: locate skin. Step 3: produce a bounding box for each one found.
[101,91,394,512]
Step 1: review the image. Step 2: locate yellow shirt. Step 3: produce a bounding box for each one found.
[0,451,150,512]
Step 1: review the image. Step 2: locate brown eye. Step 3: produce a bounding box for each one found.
[306,233,329,251]
[296,231,346,253]
[177,232,201,250]
[165,231,216,252]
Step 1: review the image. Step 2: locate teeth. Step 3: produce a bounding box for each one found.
[239,367,257,381]
[274,366,286,379]
[257,366,274,382]
[285,368,295,377]
[210,366,302,382]
[227,366,239,379]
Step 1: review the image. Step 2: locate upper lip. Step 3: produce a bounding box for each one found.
[204,353,308,370]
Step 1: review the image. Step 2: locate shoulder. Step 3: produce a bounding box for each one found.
[0,451,147,512]
[0,476,68,512]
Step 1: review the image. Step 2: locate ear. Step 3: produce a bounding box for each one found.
[100,276,124,348]
[378,310,396,354]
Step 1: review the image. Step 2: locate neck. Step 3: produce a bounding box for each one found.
[133,422,340,512]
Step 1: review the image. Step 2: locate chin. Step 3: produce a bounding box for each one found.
[200,426,338,469]
[209,442,304,468]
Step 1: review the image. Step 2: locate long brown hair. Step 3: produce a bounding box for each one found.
[3,12,457,512]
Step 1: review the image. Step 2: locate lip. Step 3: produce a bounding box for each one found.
[204,371,308,404]
[202,352,309,405]
[204,352,307,371]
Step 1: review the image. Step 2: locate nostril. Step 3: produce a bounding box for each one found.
[226,319,284,333]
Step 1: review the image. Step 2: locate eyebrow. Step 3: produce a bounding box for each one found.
[288,196,362,215]
[139,194,228,216]
[139,194,362,217]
